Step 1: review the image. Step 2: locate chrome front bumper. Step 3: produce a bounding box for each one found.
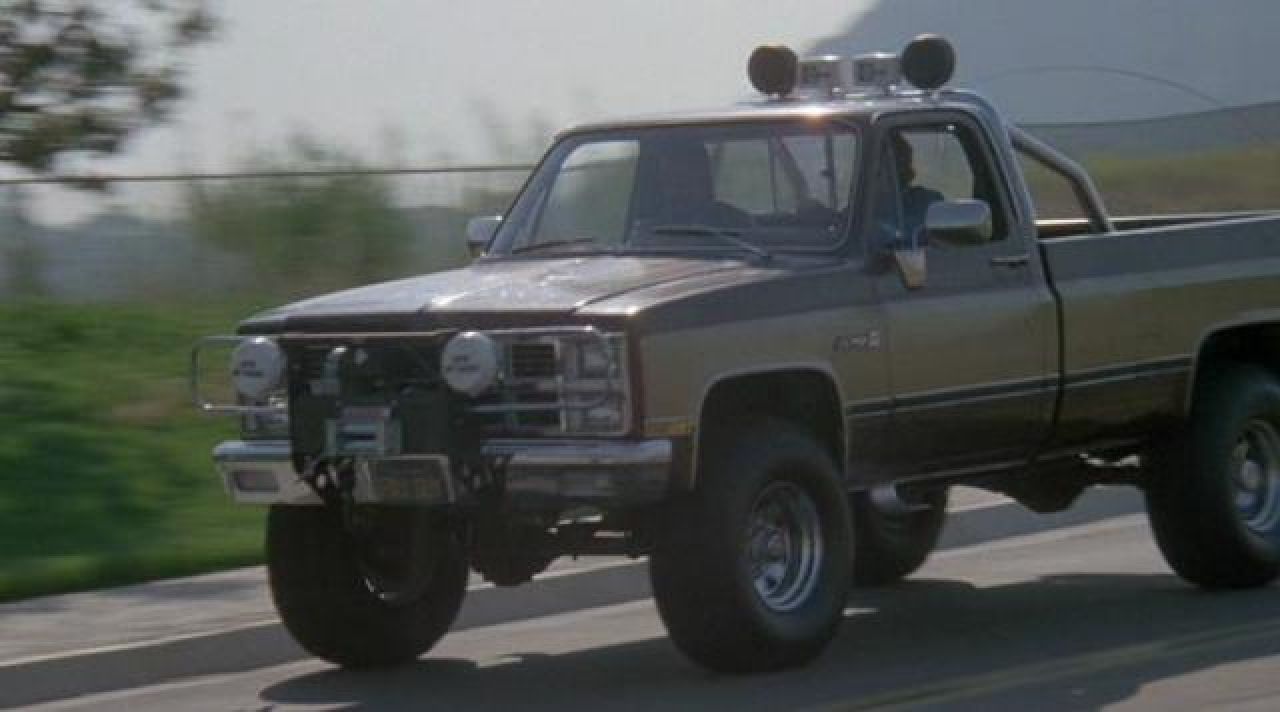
[213,438,672,507]
[213,440,316,505]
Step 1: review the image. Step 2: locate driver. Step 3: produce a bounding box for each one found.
[893,132,944,245]
[653,139,752,229]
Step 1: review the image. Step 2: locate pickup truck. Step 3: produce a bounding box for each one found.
[194,36,1280,674]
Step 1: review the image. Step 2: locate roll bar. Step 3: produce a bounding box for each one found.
[1009,125,1114,234]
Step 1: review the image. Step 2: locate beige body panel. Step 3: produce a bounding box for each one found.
[639,304,887,430]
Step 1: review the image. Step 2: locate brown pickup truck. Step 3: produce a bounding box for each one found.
[195,37,1280,673]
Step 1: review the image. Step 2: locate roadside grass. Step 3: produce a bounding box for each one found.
[0,300,270,602]
[1090,144,1280,215]
[1025,143,1280,219]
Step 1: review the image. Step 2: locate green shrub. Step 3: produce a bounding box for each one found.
[0,301,265,601]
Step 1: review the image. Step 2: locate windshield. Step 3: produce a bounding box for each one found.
[490,120,860,256]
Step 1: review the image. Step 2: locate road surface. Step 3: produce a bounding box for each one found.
[25,514,1280,711]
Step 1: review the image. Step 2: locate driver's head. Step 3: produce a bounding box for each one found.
[893,132,916,187]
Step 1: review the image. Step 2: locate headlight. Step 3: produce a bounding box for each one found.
[573,337,616,379]
[441,331,501,396]
[231,337,286,400]
[459,329,631,435]
[563,335,626,432]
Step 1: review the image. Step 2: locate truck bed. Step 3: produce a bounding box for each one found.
[1039,211,1280,450]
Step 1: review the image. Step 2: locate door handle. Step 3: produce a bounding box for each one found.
[990,253,1031,268]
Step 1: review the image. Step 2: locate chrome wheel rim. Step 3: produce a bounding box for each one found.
[1231,419,1280,536]
[746,481,824,613]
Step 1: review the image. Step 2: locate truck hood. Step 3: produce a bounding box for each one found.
[240,256,768,332]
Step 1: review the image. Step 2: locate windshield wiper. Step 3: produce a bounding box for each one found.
[649,224,773,262]
[510,236,601,254]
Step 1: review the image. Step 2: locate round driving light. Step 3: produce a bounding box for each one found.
[231,337,285,400]
[901,34,955,90]
[441,331,500,396]
[748,44,798,97]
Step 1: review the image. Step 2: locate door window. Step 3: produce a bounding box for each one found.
[887,123,1009,248]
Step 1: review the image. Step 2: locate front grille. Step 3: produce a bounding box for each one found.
[284,337,445,399]
[509,342,558,379]
[281,334,452,458]
[296,344,335,382]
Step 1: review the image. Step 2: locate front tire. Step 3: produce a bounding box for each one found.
[649,419,853,674]
[267,505,469,668]
[1146,363,1280,589]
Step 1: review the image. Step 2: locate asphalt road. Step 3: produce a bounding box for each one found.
[26,514,1280,712]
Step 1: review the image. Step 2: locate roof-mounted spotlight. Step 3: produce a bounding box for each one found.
[748,44,798,97]
[901,34,955,90]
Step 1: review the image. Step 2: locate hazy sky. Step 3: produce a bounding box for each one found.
[14,1,1280,226]
[117,0,881,174]
[53,1,1280,175]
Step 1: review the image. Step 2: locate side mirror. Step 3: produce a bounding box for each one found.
[465,215,503,258]
[926,199,991,246]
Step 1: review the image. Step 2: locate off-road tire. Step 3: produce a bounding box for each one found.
[1146,363,1280,589]
[851,488,948,586]
[649,418,853,674]
[267,505,469,668]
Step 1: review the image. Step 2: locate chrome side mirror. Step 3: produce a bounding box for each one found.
[465,215,503,258]
[926,199,991,246]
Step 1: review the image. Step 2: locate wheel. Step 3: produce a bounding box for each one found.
[649,418,853,674]
[266,504,469,668]
[1146,363,1280,589]
[851,488,948,586]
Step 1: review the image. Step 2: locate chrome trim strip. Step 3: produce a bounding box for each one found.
[481,439,672,468]
[1064,355,1193,389]
[214,438,290,461]
[890,375,1055,410]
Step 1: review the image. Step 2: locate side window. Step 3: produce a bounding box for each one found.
[892,123,1009,246]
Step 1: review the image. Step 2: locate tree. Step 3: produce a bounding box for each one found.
[184,135,418,296]
[0,0,215,174]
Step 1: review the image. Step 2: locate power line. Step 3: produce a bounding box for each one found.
[0,163,537,187]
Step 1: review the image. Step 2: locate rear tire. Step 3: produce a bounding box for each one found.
[649,419,853,674]
[1146,363,1280,589]
[267,505,469,668]
[851,489,948,586]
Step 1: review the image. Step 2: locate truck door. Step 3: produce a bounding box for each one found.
[871,114,1057,475]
